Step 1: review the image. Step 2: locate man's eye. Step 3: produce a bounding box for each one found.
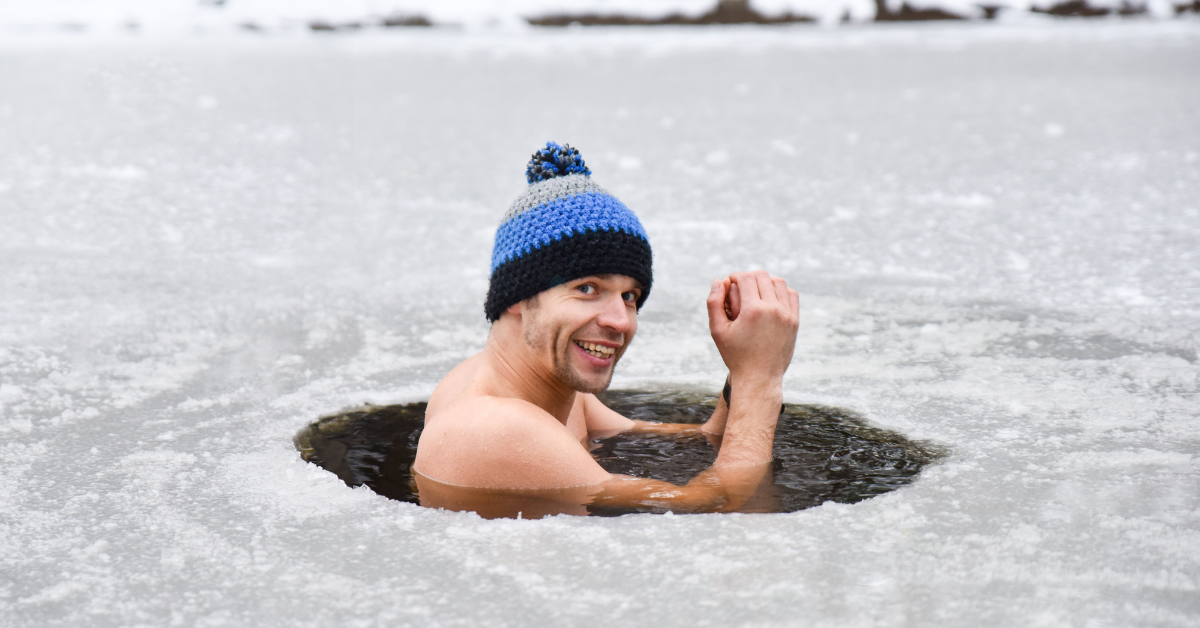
[622,291,637,302]
[578,285,595,295]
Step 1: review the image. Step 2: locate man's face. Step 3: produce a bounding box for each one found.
[520,274,641,394]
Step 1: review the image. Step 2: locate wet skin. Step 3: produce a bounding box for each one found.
[413,270,800,515]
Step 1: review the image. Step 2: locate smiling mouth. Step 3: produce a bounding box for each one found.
[574,340,616,359]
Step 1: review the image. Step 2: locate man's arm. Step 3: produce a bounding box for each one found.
[704,270,798,465]
[595,271,797,511]
[415,458,774,517]
[576,392,720,436]
[575,393,636,432]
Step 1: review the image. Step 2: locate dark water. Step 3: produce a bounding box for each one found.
[294,390,946,516]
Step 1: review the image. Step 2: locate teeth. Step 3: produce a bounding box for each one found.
[576,340,615,358]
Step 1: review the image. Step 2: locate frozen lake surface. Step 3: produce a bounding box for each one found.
[2,22,1198,627]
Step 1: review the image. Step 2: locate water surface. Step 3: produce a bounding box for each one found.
[295,390,945,518]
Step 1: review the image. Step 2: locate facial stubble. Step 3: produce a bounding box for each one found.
[522,298,618,395]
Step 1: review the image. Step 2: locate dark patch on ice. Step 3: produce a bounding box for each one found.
[1031,0,1131,16]
[527,0,815,27]
[309,14,433,31]
[977,5,1006,19]
[295,390,945,516]
[308,20,362,32]
[1116,1,1151,14]
[381,15,433,28]
[873,0,966,21]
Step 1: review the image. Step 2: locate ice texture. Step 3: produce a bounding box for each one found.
[1,22,1199,627]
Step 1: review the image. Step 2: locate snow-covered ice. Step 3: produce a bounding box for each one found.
[1,22,1198,627]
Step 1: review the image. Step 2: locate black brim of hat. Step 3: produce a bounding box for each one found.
[484,229,653,322]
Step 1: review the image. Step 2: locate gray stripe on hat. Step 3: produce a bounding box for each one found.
[501,174,611,223]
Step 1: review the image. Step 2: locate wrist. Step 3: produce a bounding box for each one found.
[721,379,787,421]
[727,372,783,399]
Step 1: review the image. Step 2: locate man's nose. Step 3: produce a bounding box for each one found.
[596,293,634,334]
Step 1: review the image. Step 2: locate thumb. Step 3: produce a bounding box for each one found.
[706,278,729,332]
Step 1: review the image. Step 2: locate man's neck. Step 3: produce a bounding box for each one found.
[480,331,576,425]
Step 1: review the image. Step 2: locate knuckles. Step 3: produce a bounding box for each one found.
[709,274,799,327]
[741,300,790,320]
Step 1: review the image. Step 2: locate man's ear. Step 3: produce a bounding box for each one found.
[505,302,523,319]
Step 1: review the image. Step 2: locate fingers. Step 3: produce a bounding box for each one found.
[754,272,778,304]
[730,271,769,307]
[772,277,789,304]
[725,278,740,320]
[724,271,797,318]
[775,280,800,321]
[706,278,729,329]
[729,271,760,304]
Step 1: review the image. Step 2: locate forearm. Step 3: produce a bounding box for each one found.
[712,375,782,468]
[700,377,730,436]
[591,462,771,513]
[703,270,797,463]
[578,393,636,432]
[589,391,779,514]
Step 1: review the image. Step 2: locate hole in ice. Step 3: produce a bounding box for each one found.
[294,390,945,519]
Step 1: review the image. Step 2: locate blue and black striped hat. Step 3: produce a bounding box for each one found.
[484,142,653,322]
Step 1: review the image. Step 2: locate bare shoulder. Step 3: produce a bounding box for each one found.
[424,354,482,420]
[415,395,611,489]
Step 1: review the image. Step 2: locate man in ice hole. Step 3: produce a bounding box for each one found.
[413,143,799,517]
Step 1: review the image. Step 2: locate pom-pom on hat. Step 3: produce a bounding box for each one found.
[484,142,653,322]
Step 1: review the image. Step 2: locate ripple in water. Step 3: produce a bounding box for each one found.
[294,390,946,517]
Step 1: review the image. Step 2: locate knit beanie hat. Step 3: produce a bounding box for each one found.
[484,142,653,322]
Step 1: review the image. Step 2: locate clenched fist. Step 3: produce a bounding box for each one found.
[706,271,800,385]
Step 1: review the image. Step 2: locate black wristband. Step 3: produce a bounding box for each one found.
[722,376,785,414]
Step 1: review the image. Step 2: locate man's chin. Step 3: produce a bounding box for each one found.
[568,372,613,395]
[558,363,615,394]
[553,345,620,394]
[573,380,611,395]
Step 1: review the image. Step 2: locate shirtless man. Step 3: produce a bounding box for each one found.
[413,143,799,517]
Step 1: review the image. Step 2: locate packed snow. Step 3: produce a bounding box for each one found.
[1,21,1198,627]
